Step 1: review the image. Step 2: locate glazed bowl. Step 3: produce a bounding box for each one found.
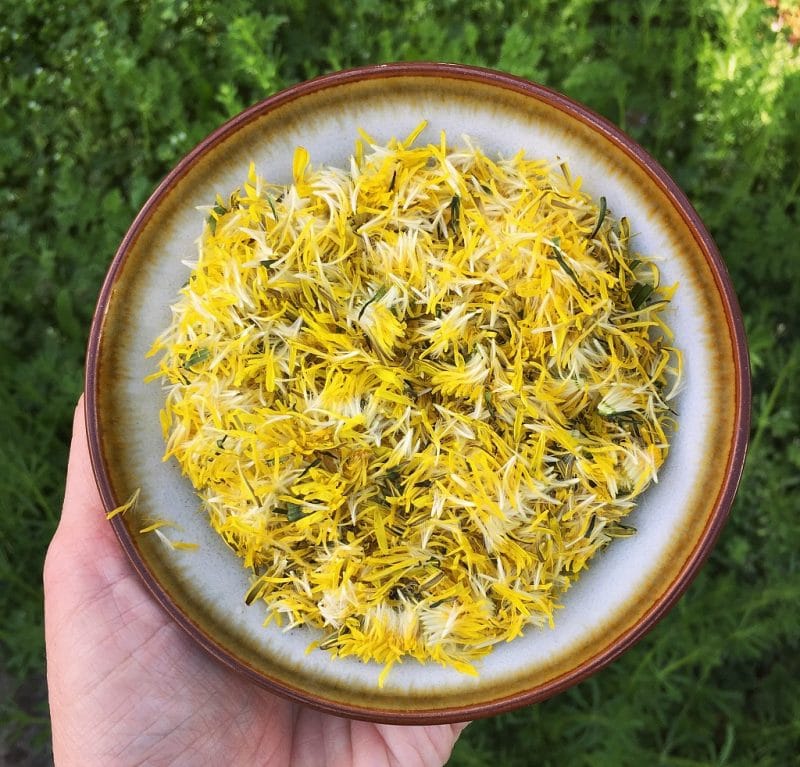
[85,62,750,723]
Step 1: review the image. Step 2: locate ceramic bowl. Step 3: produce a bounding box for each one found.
[85,62,750,723]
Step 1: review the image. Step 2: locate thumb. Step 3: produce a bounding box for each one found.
[57,394,109,538]
[45,395,128,596]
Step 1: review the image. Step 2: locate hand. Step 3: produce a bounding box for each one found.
[44,397,468,766]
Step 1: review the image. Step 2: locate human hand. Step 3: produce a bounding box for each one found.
[44,397,468,766]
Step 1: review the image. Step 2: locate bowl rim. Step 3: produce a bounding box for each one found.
[85,61,751,723]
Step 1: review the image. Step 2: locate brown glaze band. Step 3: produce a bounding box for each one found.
[85,62,750,723]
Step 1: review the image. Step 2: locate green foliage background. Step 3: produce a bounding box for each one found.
[2,1,799,764]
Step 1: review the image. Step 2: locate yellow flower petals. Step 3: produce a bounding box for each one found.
[148,125,681,683]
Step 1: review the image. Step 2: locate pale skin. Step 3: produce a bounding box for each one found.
[44,397,468,766]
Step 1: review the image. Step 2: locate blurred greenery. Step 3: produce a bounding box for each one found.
[1,0,799,764]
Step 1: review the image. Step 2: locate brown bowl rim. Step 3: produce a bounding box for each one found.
[85,61,751,724]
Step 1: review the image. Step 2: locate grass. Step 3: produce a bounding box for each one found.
[1,0,799,764]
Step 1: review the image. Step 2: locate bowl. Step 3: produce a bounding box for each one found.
[85,62,750,723]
